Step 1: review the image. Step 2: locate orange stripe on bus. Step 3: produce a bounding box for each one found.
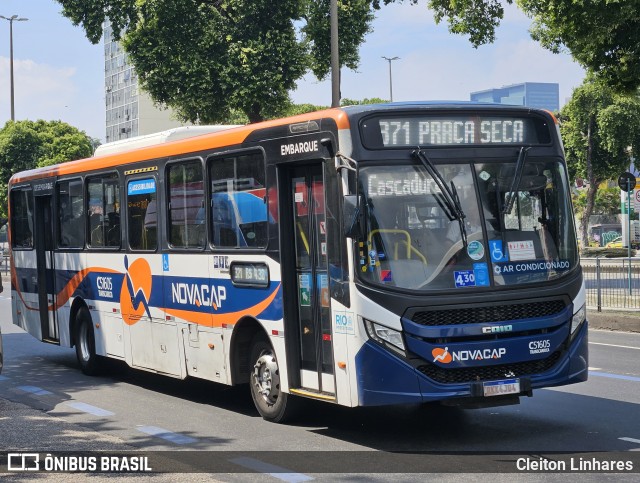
[163,283,281,328]
[9,109,349,184]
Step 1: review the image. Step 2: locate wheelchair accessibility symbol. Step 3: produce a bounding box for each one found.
[489,240,509,263]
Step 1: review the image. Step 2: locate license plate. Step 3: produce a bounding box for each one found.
[483,378,520,397]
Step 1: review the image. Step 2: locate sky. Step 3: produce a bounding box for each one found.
[0,1,585,142]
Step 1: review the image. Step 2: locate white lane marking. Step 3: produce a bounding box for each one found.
[589,342,640,350]
[589,371,640,382]
[588,367,602,371]
[65,401,115,417]
[230,457,314,483]
[136,425,197,445]
[619,437,640,445]
[17,385,52,396]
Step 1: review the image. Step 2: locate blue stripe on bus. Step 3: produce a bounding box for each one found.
[14,266,284,322]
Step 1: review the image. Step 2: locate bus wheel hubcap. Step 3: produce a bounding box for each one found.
[79,324,90,362]
[253,352,280,405]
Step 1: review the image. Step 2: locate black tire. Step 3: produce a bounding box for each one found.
[74,306,103,376]
[249,337,298,423]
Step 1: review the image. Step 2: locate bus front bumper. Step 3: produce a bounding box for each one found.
[354,321,588,406]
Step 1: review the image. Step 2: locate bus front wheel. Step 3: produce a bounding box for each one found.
[75,307,103,376]
[249,337,297,423]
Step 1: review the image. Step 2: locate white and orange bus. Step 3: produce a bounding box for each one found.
[9,102,588,422]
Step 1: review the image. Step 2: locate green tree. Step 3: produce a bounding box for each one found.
[303,0,374,80]
[559,78,640,246]
[56,0,375,124]
[340,97,388,106]
[0,120,93,217]
[417,1,640,92]
[519,0,640,92]
[572,187,622,221]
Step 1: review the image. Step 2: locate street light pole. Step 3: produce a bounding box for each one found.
[330,0,340,108]
[0,14,29,121]
[382,56,399,102]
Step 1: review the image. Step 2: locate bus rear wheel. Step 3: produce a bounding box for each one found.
[249,337,297,423]
[75,307,103,376]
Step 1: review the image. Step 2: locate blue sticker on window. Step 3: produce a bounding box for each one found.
[128,178,156,195]
[454,270,476,288]
[489,239,509,262]
[473,263,489,286]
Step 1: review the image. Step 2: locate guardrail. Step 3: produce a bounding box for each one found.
[581,257,640,311]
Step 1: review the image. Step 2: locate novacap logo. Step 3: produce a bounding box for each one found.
[432,346,507,364]
[432,347,452,364]
[120,256,153,325]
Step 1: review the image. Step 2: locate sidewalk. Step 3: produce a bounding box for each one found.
[588,310,639,333]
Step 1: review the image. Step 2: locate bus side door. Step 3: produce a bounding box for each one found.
[33,187,58,343]
[283,163,335,395]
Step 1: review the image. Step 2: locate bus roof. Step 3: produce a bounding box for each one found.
[9,107,350,185]
[93,125,242,157]
[340,100,553,115]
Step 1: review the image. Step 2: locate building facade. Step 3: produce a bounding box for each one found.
[103,24,186,143]
[470,82,560,112]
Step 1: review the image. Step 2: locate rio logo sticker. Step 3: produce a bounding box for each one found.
[120,256,153,325]
[334,311,354,335]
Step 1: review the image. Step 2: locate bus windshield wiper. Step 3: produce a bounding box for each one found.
[412,148,467,248]
[502,147,530,215]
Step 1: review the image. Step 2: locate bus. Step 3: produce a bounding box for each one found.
[8,102,587,422]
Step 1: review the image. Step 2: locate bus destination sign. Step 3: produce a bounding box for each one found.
[362,115,547,148]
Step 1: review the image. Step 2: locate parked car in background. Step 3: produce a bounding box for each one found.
[605,236,623,248]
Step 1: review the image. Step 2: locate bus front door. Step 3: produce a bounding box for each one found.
[285,164,335,396]
[34,194,58,343]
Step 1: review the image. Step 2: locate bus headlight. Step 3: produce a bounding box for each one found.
[364,319,406,355]
[571,304,586,335]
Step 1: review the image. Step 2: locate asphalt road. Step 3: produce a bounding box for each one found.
[0,292,639,481]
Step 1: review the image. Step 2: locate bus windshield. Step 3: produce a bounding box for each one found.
[358,158,578,291]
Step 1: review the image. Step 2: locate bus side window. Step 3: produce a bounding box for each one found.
[10,189,34,249]
[57,179,84,248]
[87,175,121,248]
[128,178,157,251]
[208,151,267,249]
[167,160,204,249]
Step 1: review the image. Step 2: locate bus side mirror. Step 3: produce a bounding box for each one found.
[343,194,361,238]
